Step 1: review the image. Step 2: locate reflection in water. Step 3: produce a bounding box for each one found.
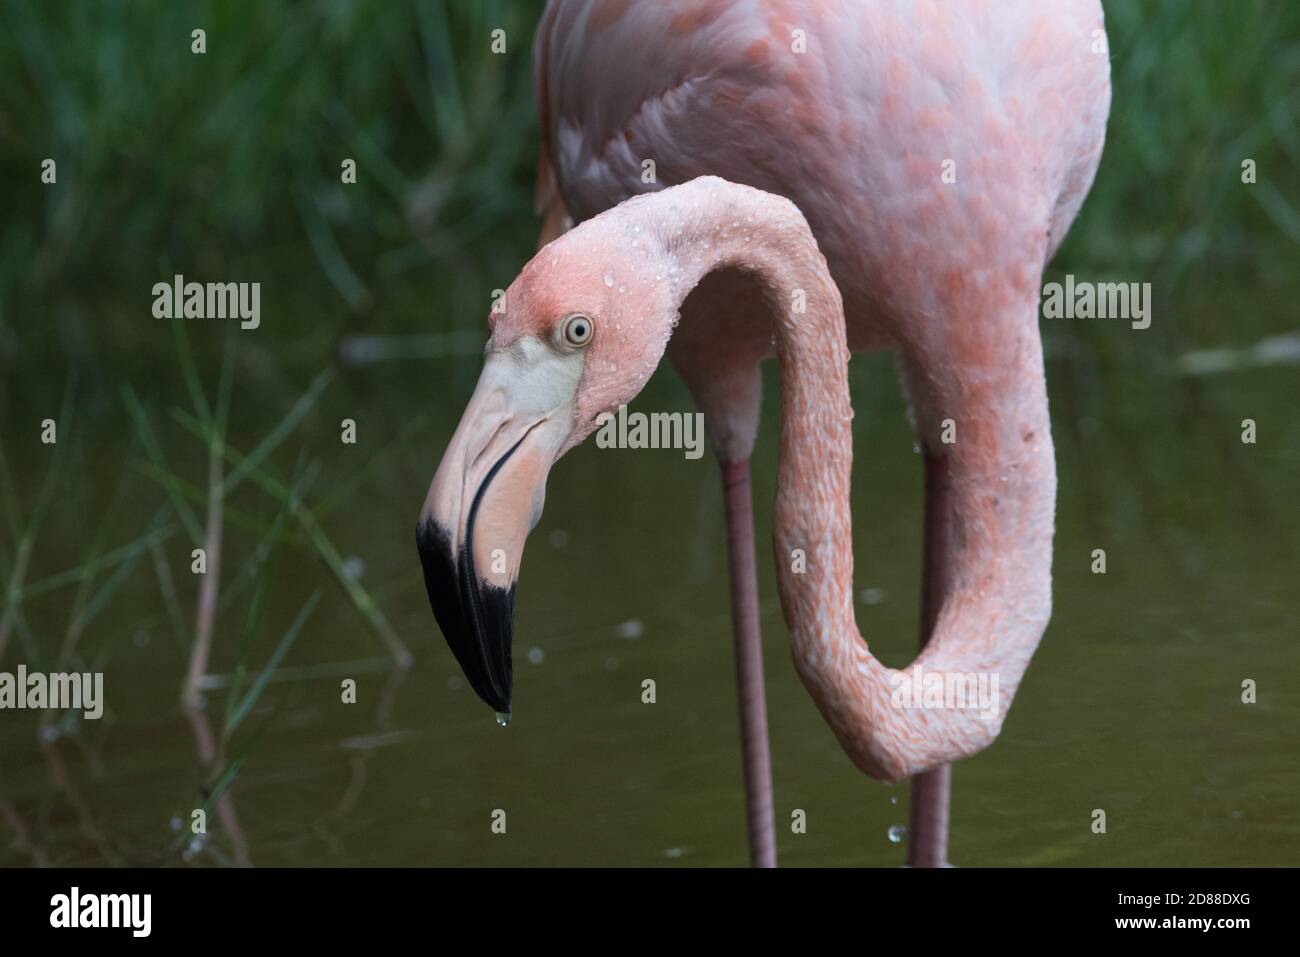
[183,705,251,868]
[314,665,409,856]
[40,740,121,865]
[0,794,48,866]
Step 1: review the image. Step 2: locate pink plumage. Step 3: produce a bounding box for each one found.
[420,0,1111,867]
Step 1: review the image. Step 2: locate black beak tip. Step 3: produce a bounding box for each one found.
[417,518,514,713]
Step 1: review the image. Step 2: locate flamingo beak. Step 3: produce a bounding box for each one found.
[417,347,579,717]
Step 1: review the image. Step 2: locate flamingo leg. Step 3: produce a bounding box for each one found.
[720,457,777,867]
[909,452,953,867]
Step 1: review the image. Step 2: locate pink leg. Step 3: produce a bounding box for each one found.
[908,451,952,867]
[721,458,777,867]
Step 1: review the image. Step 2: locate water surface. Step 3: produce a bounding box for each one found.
[1,323,1296,867]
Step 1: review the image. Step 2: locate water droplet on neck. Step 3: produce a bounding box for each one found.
[495,710,512,727]
[887,824,906,844]
[603,273,614,287]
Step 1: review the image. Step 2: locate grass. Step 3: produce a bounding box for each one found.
[0,322,415,864]
[0,376,75,664]
[0,0,544,385]
[1048,0,1300,360]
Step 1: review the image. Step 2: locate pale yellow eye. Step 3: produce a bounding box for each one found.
[560,313,594,347]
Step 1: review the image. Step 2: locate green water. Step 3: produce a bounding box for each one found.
[0,322,1297,867]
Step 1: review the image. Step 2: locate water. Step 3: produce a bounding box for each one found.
[0,334,1296,867]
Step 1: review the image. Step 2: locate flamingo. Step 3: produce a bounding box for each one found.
[419,0,1110,866]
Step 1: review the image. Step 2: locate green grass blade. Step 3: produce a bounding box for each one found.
[223,590,320,738]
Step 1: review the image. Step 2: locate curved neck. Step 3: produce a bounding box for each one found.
[645,178,1057,784]
[649,177,860,681]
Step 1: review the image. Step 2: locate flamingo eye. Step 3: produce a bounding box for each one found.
[560,313,594,347]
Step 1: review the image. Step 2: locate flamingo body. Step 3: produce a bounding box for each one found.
[417,0,1112,866]
[536,0,1109,447]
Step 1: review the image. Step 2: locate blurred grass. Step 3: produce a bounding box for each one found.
[0,0,544,395]
[1051,0,1300,355]
[0,0,1295,395]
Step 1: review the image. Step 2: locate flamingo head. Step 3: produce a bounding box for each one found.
[417,200,684,716]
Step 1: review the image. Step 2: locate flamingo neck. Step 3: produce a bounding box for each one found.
[654,180,1057,783]
[651,178,867,757]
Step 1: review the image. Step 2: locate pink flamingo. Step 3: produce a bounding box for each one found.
[420,0,1110,866]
